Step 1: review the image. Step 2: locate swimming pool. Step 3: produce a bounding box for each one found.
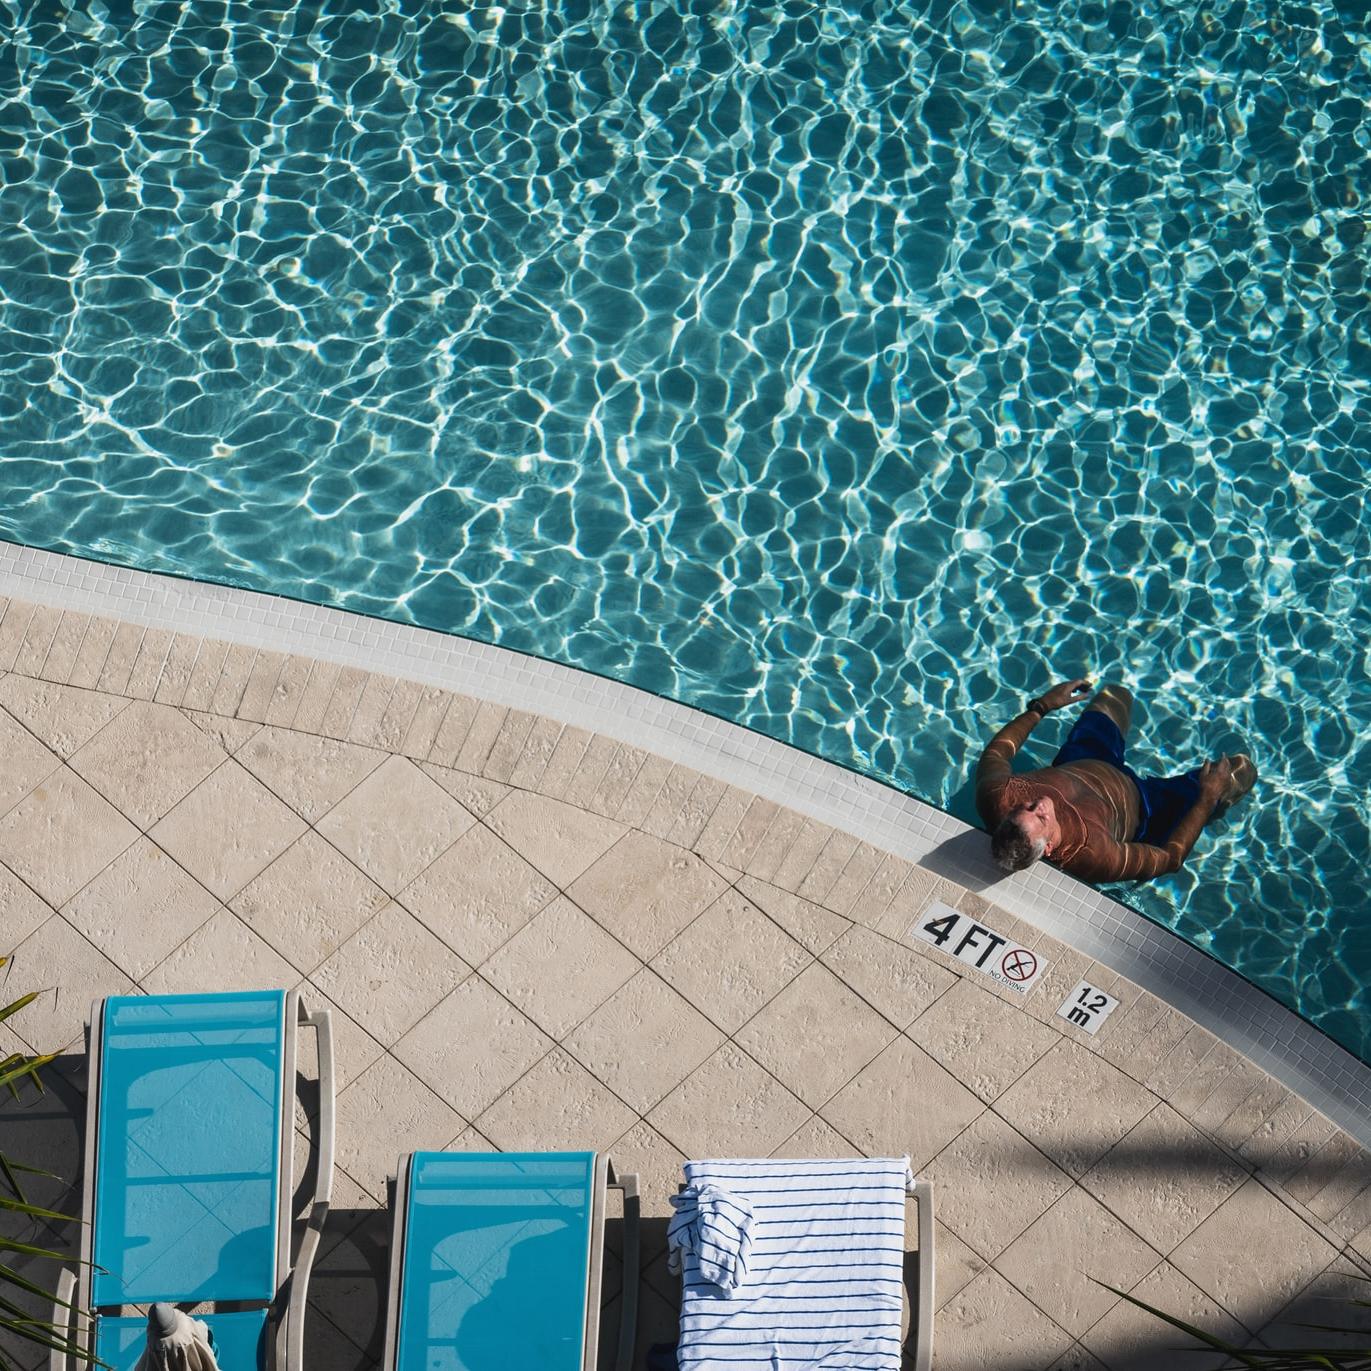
[1,2,1368,1054]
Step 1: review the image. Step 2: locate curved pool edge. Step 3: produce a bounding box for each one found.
[2,535,1368,1147]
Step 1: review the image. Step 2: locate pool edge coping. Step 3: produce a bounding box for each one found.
[3,537,1369,1148]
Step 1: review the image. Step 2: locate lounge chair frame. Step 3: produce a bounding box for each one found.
[382,1151,639,1371]
[49,990,335,1371]
[909,1177,934,1371]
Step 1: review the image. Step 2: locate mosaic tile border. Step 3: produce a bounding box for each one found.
[3,537,1369,1147]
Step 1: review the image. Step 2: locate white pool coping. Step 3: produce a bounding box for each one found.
[3,536,1369,1147]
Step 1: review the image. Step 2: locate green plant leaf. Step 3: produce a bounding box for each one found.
[1263,1327,1371,1365]
[0,1316,97,1362]
[0,1291,81,1331]
[0,993,39,1025]
[1097,1283,1268,1367]
[0,1235,80,1259]
[0,1194,79,1223]
[0,1262,81,1307]
[0,1151,60,1205]
[2,1157,59,1178]
[1098,1281,1371,1368]
[0,1151,26,1205]
[0,972,101,1366]
[1290,1317,1371,1333]
[0,1297,93,1347]
[0,1053,53,1092]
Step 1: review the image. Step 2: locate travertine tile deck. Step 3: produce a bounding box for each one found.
[3,595,1371,1370]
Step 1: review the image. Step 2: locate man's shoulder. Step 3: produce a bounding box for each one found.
[983,768,1057,795]
[976,770,1051,824]
[1054,838,1173,884]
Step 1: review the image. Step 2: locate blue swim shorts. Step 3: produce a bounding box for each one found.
[1052,710,1203,848]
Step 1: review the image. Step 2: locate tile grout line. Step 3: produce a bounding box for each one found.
[1,554,1370,1154]
[0,651,1359,1215]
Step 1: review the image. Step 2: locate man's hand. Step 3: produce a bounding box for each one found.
[1197,757,1233,802]
[1034,678,1092,713]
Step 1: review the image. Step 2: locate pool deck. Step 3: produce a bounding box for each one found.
[3,563,1371,1367]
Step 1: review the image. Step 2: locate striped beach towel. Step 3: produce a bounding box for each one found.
[674,1157,915,1371]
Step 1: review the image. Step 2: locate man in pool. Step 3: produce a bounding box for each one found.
[976,677,1257,882]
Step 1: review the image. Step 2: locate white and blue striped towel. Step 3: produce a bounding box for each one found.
[675,1157,915,1371]
[666,1183,755,1293]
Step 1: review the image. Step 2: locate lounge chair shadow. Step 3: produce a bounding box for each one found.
[304,1204,390,1371]
[454,1227,589,1363]
[604,1215,673,1370]
[0,1051,87,1346]
[900,1246,930,1370]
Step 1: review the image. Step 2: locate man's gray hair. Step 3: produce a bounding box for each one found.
[991,814,1046,873]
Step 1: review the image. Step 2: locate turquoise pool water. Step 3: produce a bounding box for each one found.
[1,2,1368,1053]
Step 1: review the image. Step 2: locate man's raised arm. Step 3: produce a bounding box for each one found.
[976,678,1093,798]
[975,705,1045,791]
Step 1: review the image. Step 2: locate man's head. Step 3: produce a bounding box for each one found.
[991,796,1058,873]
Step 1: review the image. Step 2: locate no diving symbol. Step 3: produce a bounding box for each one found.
[1000,948,1038,982]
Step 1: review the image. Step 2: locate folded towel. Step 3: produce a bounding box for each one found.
[666,1182,755,1294]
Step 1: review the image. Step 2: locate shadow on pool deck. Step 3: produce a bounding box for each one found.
[4,1053,1368,1371]
[917,828,1002,894]
[1,1053,85,1371]
[0,603,1368,1371]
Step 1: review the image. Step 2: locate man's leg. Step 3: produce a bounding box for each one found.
[1083,684,1134,737]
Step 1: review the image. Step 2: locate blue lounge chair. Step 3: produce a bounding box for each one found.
[49,990,335,1371]
[382,1151,639,1371]
[667,1157,934,1371]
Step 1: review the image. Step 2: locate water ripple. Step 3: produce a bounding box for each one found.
[1,0,1368,1052]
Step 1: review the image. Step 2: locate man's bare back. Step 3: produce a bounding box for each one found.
[975,678,1256,883]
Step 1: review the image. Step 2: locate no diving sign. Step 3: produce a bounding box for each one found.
[910,901,1048,996]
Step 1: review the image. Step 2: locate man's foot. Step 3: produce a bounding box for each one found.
[1211,753,1257,819]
